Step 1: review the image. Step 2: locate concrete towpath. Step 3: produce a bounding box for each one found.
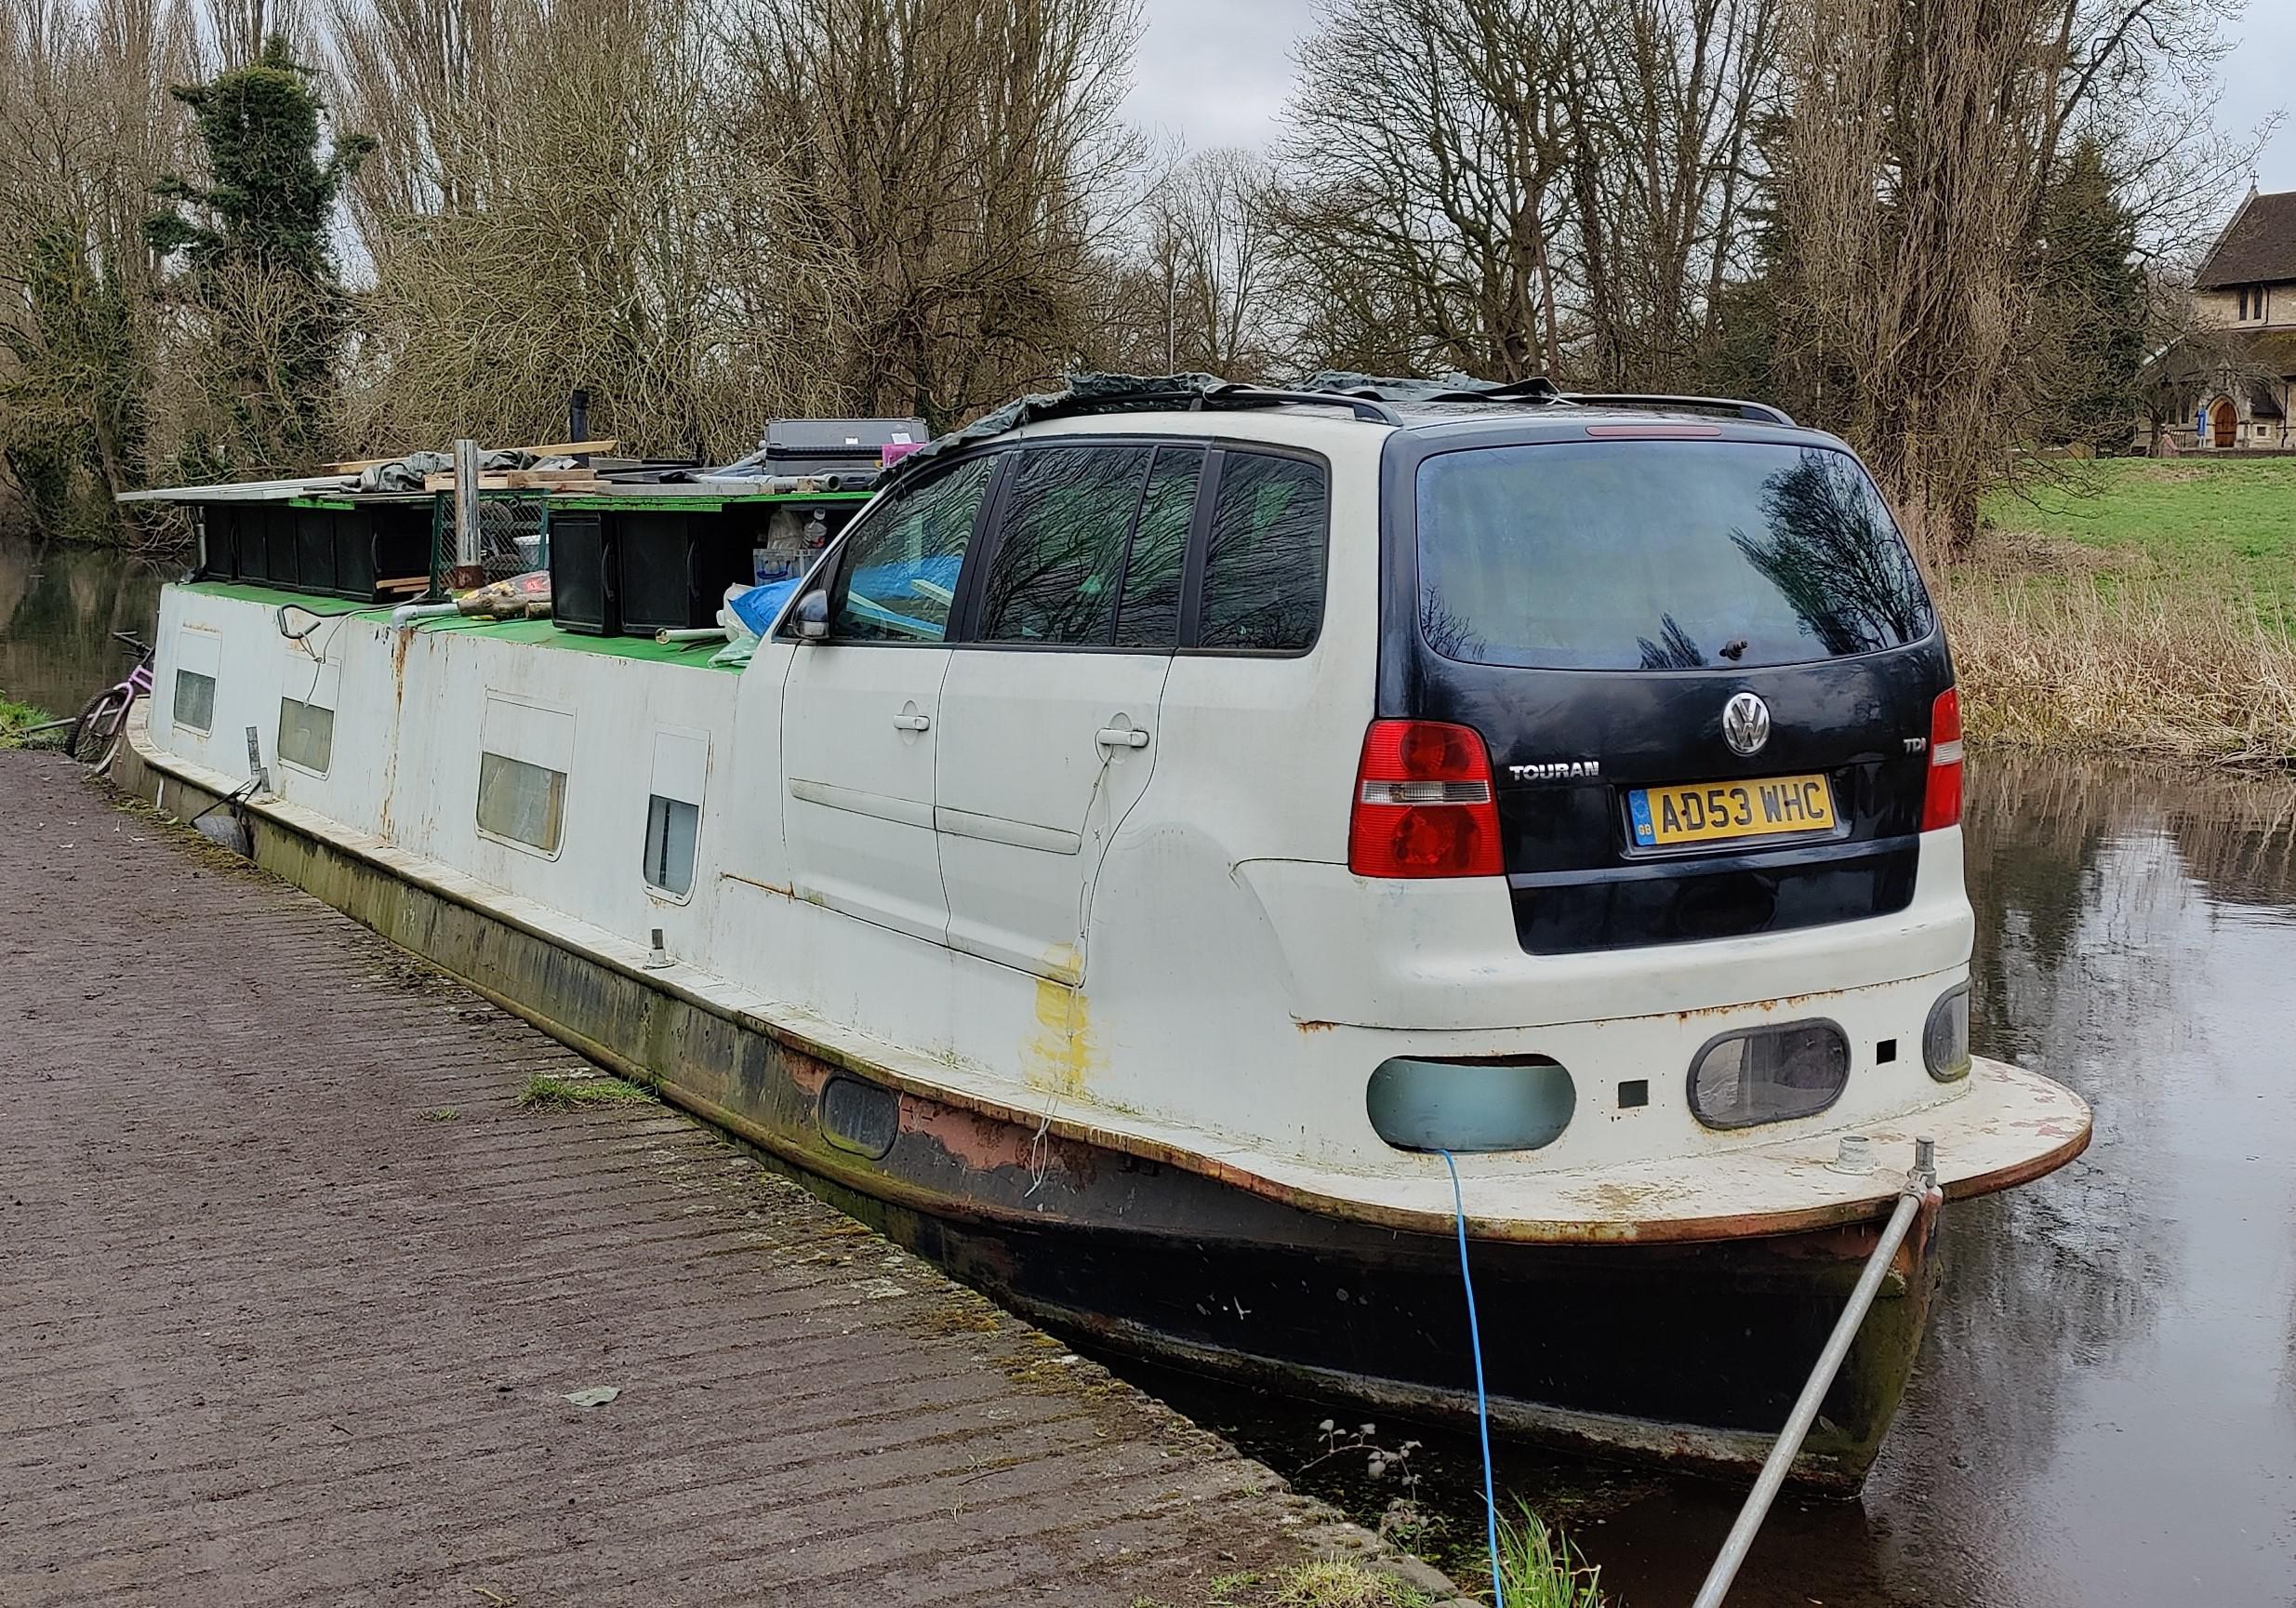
[0,754,1437,1608]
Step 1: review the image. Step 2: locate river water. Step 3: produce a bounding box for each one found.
[7,534,2294,1606]
[0,534,170,723]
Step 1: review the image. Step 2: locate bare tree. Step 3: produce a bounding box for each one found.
[718,0,1144,432]
[1273,0,1777,388]
[1138,147,1281,378]
[1772,0,2258,552]
[333,0,728,457]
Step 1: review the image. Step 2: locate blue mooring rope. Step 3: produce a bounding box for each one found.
[1437,1148,1505,1608]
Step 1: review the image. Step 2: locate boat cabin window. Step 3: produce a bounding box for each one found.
[476,695,574,857]
[476,753,565,854]
[643,797,698,896]
[172,626,220,734]
[1194,450,1327,654]
[173,669,216,733]
[642,728,708,900]
[824,453,998,644]
[277,697,334,775]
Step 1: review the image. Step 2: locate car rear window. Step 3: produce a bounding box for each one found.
[1413,441,1933,671]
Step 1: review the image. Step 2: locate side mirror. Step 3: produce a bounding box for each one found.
[792,590,830,642]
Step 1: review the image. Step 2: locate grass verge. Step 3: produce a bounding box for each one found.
[1952,458,2296,764]
[0,694,60,751]
[516,1072,655,1110]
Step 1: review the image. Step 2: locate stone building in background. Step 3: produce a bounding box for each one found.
[2137,187,2296,454]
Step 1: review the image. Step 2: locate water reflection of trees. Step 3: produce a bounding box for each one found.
[1730,449,1933,657]
[1635,613,1705,670]
[0,536,167,716]
[1866,752,2296,1588]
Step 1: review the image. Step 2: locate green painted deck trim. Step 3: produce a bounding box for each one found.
[184,581,396,617]
[412,615,741,670]
[179,580,742,671]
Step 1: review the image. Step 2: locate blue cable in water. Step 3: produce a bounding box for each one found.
[1437,1147,1505,1608]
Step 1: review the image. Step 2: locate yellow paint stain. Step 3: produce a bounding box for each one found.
[1024,957,1098,1096]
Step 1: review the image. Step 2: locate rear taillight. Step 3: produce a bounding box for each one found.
[1922,686,1963,831]
[1349,720,1505,878]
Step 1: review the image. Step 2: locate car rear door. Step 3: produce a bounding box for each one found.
[932,441,1202,984]
[1388,427,1950,953]
[777,451,999,946]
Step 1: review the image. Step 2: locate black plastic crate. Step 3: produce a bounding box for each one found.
[549,512,616,634]
[616,511,755,635]
[297,509,339,595]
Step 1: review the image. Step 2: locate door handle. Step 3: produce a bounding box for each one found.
[893,712,931,732]
[1095,726,1149,750]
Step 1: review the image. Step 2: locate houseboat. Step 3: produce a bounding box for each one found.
[114,379,2091,1489]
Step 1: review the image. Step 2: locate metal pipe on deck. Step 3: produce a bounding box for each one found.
[1691,1138,1941,1608]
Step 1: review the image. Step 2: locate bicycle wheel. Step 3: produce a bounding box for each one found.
[67,686,130,769]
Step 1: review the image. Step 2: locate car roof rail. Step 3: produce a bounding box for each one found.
[1199,384,1406,426]
[1559,392,1797,427]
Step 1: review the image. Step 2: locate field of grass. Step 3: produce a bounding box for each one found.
[1945,458,2296,764]
[1982,457,2296,606]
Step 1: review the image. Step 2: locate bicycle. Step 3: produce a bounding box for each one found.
[68,631,154,773]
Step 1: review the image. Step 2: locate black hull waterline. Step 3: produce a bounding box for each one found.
[123,741,1944,1490]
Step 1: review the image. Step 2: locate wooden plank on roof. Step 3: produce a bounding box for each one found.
[510,437,618,458]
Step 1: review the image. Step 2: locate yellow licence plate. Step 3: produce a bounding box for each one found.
[1628,775,1836,847]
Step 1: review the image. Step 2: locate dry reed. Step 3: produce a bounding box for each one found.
[1942,568,2296,765]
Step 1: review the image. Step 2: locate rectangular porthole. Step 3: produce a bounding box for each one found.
[644,727,709,901]
[277,698,335,775]
[477,693,574,857]
[172,627,220,736]
[1617,1079,1649,1109]
[1877,1038,1898,1065]
[172,670,216,733]
[643,796,698,896]
[476,752,566,854]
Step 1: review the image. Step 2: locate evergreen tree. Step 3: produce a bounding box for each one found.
[2036,137,2148,451]
[145,37,374,475]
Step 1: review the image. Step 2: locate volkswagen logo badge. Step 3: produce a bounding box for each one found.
[1722,691,1771,757]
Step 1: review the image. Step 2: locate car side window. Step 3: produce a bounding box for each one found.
[1197,452,1328,653]
[1111,446,1201,650]
[825,454,998,643]
[978,445,1152,645]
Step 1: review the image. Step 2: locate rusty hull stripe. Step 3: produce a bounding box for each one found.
[126,726,2090,1249]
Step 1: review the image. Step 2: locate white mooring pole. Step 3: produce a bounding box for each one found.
[1690,1137,1941,1608]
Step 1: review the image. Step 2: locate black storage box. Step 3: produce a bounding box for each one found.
[195,506,239,581]
[296,508,339,595]
[338,504,431,603]
[549,512,617,634]
[616,511,755,635]
[266,507,302,589]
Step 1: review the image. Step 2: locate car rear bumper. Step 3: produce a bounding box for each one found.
[1237,825,1971,1031]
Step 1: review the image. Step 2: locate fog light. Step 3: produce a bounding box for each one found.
[1924,986,1971,1082]
[1366,1056,1575,1152]
[1689,1019,1850,1129]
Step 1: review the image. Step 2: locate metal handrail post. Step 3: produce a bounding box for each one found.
[1690,1139,1940,1608]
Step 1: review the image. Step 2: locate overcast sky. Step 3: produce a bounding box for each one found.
[1122,0,2296,195]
